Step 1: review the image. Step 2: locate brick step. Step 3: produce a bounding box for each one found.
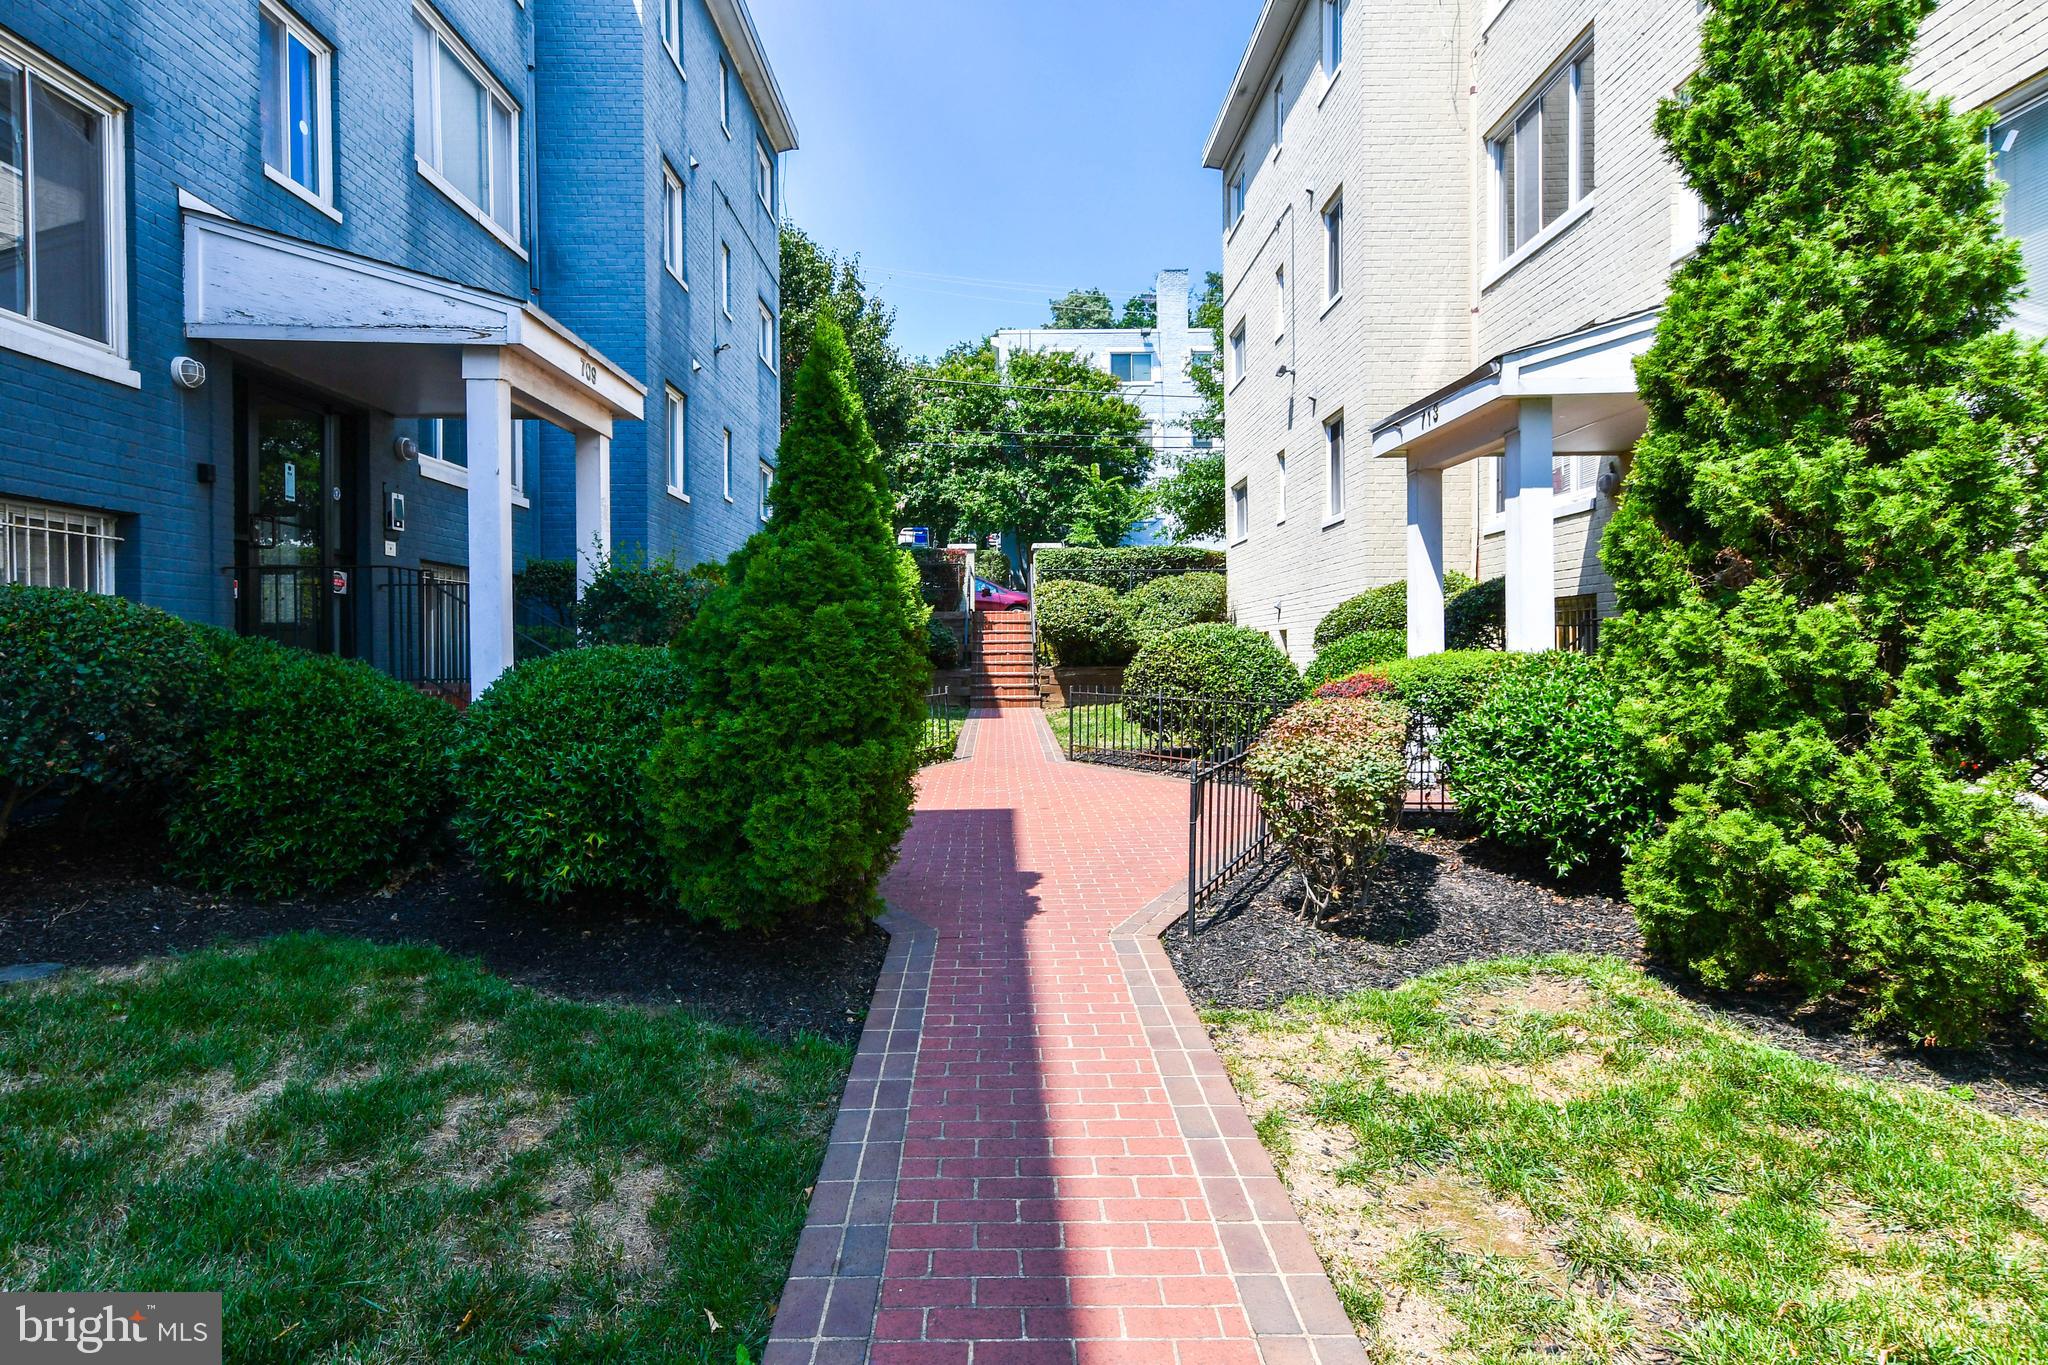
[974,669,1038,683]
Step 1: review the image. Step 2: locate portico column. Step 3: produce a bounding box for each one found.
[573,428,612,591]
[1405,462,1446,657]
[1503,396,1555,652]
[463,347,516,693]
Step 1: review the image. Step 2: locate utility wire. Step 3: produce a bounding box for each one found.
[908,374,1166,399]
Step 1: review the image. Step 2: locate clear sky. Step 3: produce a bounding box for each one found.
[747,0,1258,362]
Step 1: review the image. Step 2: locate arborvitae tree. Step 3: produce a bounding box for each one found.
[645,316,929,929]
[1602,0,2048,1043]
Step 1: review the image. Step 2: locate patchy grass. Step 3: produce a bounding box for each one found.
[1042,703,1121,755]
[1208,955,2048,1364]
[921,700,970,764]
[0,933,849,1362]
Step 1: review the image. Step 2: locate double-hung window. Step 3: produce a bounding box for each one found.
[1230,478,1250,543]
[0,29,128,375]
[1228,321,1246,384]
[718,240,732,317]
[758,299,776,369]
[412,3,521,244]
[758,460,772,522]
[665,387,688,498]
[662,163,686,283]
[1321,0,1344,74]
[259,2,332,209]
[1271,79,1284,152]
[1109,351,1154,383]
[756,142,774,213]
[1490,39,1595,261]
[1324,415,1346,522]
[1275,452,1287,522]
[1994,93,2048,335]
[1273,264,1286,339]
[1323,193,1343,300]
[659,0,682,72]
[718,57,731,135]
[1225,162,1245,228]
[721,428,733,499]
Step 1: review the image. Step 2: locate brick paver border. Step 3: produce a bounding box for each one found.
[767,909,936,1365]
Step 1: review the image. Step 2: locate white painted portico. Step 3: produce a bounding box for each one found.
[1371,310,1659,656]
[182,207,645,692]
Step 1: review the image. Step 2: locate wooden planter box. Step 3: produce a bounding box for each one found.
[1038,665,1126,708]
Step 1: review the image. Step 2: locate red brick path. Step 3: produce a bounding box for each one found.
[767,710,1361,1364]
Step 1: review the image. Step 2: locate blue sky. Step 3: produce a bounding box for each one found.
[747,0,1256,361]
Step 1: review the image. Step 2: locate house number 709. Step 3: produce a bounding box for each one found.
[579,358,598,383]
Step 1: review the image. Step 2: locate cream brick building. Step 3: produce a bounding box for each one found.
[1204,0,2048,667]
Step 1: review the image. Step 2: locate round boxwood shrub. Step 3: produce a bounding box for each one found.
[1314,572,1477,652]
[1445,576,1506,650]
[1371,650,1522,732]
[1246,697,1409,920]
[1123,623,1301,746]
[1304,630,1409,692]
[452,646,687,903]
[166,637,458,896]
[1123,572,1228,649]
[1035,580,1136,666]
[0,585,223,838]
[1436,652,1657,876]
[927,617,962,669]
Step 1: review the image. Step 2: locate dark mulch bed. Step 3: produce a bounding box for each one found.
[1168,819,2048,1122]
[0,826,886,1047]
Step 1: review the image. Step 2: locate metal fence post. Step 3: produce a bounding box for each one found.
[1186,766,1203,938]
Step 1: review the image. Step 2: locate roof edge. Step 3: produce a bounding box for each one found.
[707,0,797,152]
[1202,0,1302,169]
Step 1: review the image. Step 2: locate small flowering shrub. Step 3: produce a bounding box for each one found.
[1245,698,1409,920]
[1304,630,1408,691]
[1315,672,1400,700]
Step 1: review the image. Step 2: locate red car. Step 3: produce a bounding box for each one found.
[974,578,1030,611]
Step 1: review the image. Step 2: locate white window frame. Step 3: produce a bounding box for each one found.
[756,141,774,213]
[1,496,120,593]
[722,427,734,500]
[1323,414,1346,526]
[415,417,467,487]
[719,240,733,318]
[1991,82,2048,337]
[1486,35,1595,281]
[1230,478,1250,545]
[1228,321,1247,390]
[1482,450,1600,532]
[412,1,524,256]
[665,385,689,499]
[1273,264,1286,340]
[1225,162,1246,231]
[1275,451,1287,524]
[0,28,135,388]
[1271,79,1284,156]
[719,56,731,136]
[1322,191,1343,304]
[758,298,776,370]
[259,0,337,219]
[510,419,527,502]
[758,460,773,522]
[1108,350,1154,384]
[1321,0,1344,77]
[659,0,683,75]
[662,162,687,284]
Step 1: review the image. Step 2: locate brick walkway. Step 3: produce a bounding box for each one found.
[767,709,1361,1364]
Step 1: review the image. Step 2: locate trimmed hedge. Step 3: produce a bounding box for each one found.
[166,636,457,896]
[1367,650,1521,732]
[1035,580,1136,666]
[1445,576,1506,650]
[1313,572,1477,652]
[578,553,724,647]
[927,617,963,669]
[0,586,223,838]
[1437,652,1656,875]
[1123,572,1228,648]
[452,646,687,902]
[1035,546,1226,588]
[1247,697,1409,918]
[1304,630,1409,692]
[1124,624,1302,741]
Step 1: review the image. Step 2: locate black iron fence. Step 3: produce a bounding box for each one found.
[1406,712,1455,814]
[1186,742,1279,933]
[1063,687,1282,773]
[376,567,469,698]
[225,563,469,700]
[922,689,968,762]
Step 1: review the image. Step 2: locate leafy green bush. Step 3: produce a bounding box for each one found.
[166,637,457,896]
[1437,653,1657,877]
[1246,698,1409,920]
[1035,580,1135,666]
[1601,0,2048,1044]
[1034,546,1226,590]
[577,553,723,647]
[645,316,929,930]
[1370,651,1523,732]
[0,586,224,838]
[451,646,686,903]
[927,618,963,669]
[1304,630,1409,692]
[1445,577,1505,651]
[978,545,1013,588]
[1314,672,1400,700]
[514,557,578,621]
[1123,572,1228,648]
[1314,572,1477,652]
[910,547,966,611]
[1123,623,1301,745]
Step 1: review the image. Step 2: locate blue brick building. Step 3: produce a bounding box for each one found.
[0,0,794,693]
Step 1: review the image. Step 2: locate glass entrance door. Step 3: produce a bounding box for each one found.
[243,394,336,653]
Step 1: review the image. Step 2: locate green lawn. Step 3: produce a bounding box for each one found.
[1042,703,1121,754]
[0,934,848,1362]
[921,700,969,764]
[1209,955,2048,1364]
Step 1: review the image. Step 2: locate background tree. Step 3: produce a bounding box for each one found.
[646,316,928,929]
[1048,288,1115,329]
[1601,0,2048,1044]
[1118,293,1157,328]
[780,225,912,454]
[896,342,1151,547]
[1153,270,1226,541]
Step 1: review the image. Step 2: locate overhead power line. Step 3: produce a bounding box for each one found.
[909,374,1176,399]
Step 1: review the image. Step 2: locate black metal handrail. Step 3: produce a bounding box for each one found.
[223,563,469,698]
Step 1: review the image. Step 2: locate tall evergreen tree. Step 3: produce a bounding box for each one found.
[645,316,929,928]
[1603,0,2048,1042]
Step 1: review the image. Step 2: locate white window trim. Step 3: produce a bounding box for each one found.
[719,241,733,319]
[1273,264,1286,341]
[0,29,134,386]
[756,141,774,212]
[1319,0,1344,88]
[1323,413,1346,527]
[509,420,529,505]
[1482,193,1595,290]
[1228,321,1248,392]
[758,298,777,370]
[1322,189,1343,305]
[758,460,773,522]
[1,496,121,593]
[722,427,734,501]
[259,0,337,214]
[412,1,525,257]
[1229,477,1250,546]
[416,418,468,487]
[666,385,690,501]
[1480,452,1601,533]
[1225,161,1247,237]
[659,0,684,76]
[1275,452,1288,524]
[1484,33,1595,282]
[1270,78,1284,159]
[719,57,731,137]
[662,162,687,285]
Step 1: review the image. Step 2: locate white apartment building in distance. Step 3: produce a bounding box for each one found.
[994,268,1218,546]
[1204,0,2048,666]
